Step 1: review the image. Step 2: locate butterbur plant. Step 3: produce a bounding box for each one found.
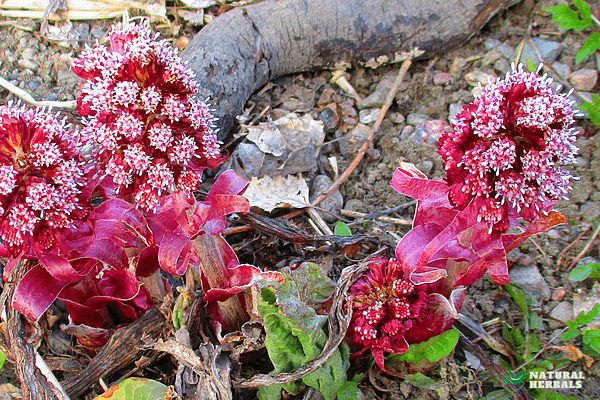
[348,64,578,370]
[73,22,224,212]
[348,257,464,370]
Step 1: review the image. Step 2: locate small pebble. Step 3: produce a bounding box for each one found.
[509,265,551,305]
[568,69,598,92]
[17,58,38,71]
[483,38,515,60]
[406,113,430,126]
[412,120,451,144]
[4,49,17,63]
[400,125,414,140]
[90,27,106,39]
[310,175,343,222]
[551,62,571,81]
[359,108,380,124]
[45,93,58,101]
[389,112,405,124]
[465,70,494,86]
[521,39,563,65]
[552,288,567,302]
[28,81,40,91]
[548,301,573,329]
[448,103,463,122]
[432,70,452,85]
[318,107,339,132]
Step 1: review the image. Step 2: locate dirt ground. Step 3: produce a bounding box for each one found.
[0,0,599,398]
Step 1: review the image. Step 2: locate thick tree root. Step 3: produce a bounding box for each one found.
[182,0,518,138]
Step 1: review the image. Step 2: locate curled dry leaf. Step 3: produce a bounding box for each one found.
[243,175,310,212]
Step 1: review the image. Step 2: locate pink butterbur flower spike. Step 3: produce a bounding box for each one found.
[438,63,578,233]
[72,21,224,212]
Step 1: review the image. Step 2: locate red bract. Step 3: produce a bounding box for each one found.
[72,22,224,212]
[0,103,91,260]
[391,164,566,285]
[348,257,464,370]
[438,64,577,232]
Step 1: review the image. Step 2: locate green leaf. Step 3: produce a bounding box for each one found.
[403,373,438,390]
[562,320,581,341]
[582,329,600,355]
[576,32,600,64]
[579,94,600,127]
[505,284,530,319]
[569,262,600,281]
[256,267,349,400]
[336,374,364,400]
[525,58,538,73]
[93,378,168,400]
[482,389,514,400]
[289,262,336,309]
[387,328,459,367]
[334,221,352,237]
[575,303,600,325]
[530,312,543,331]
[531,388,580,400]
[0,351,5,372]
[548,0,592,31]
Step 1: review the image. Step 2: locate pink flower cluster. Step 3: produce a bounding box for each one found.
[348,257,463,370]
[73,22,223,211]
[0,103,89,257]
[438,64,578,232]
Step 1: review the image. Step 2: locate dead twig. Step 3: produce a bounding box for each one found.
[341,209,412,226]
[557,227,591,269]
[0,76,76,109]
[568,222,600,270]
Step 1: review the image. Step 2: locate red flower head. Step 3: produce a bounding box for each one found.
[438,64,577,232]
[72,22,224,212]
[0,103,90,258]
[348,257,464,370]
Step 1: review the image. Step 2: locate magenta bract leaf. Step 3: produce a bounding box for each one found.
[203,264,284,303]
[206,170,250,201]
[403,292,461,344]
[158,230,191,276]
[13,265,71,321]
[391,166,450,207]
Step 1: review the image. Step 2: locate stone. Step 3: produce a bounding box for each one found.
[548,301,573,329]
[448,103,464,122]
[90,27,106,39]
[17,58,38,71]
[360,90,387,109]
[406,113,430,126]
[359,108,380,124]
[318,107,339,132]
[465,70,494,86]
[310,175,343,222]
[400,125,414,140]
[493,58,511,74]
[28,80,40,91]
[4,49,16,63]
[521,39,563,66]
[464,351,482,370]
[552,288,567,302]
[344,199,364,212]
[340,124,370,157]
[509,265,551,305]
[235,142,264,178]
[74,23,90,42]
[573,281,600,329]
[20,48,35,60]
[432,70,452,85]
[568,69,598,92]
[484,38,515,60]
[181,10,205,26]
[180,0,216,8]
[389,112,405,124]
[411,120,451,144]
[552,62,571,81]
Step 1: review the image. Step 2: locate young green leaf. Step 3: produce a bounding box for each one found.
[387,328,460,367]
[93,378,168,400]
[569,262,600,282]
[256,267,350,400]
[403,373,438,390]
[579,94,600,127]
[336,374,364,400]
[582,329,600,355]
[576,32,600,63]
[575,303,600,325]
[289,262,336,309]
[0,351,5,372]
[548,0,592,31]
[334,221,352,236]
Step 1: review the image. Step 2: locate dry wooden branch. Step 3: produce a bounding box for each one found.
[61,305,169,398]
